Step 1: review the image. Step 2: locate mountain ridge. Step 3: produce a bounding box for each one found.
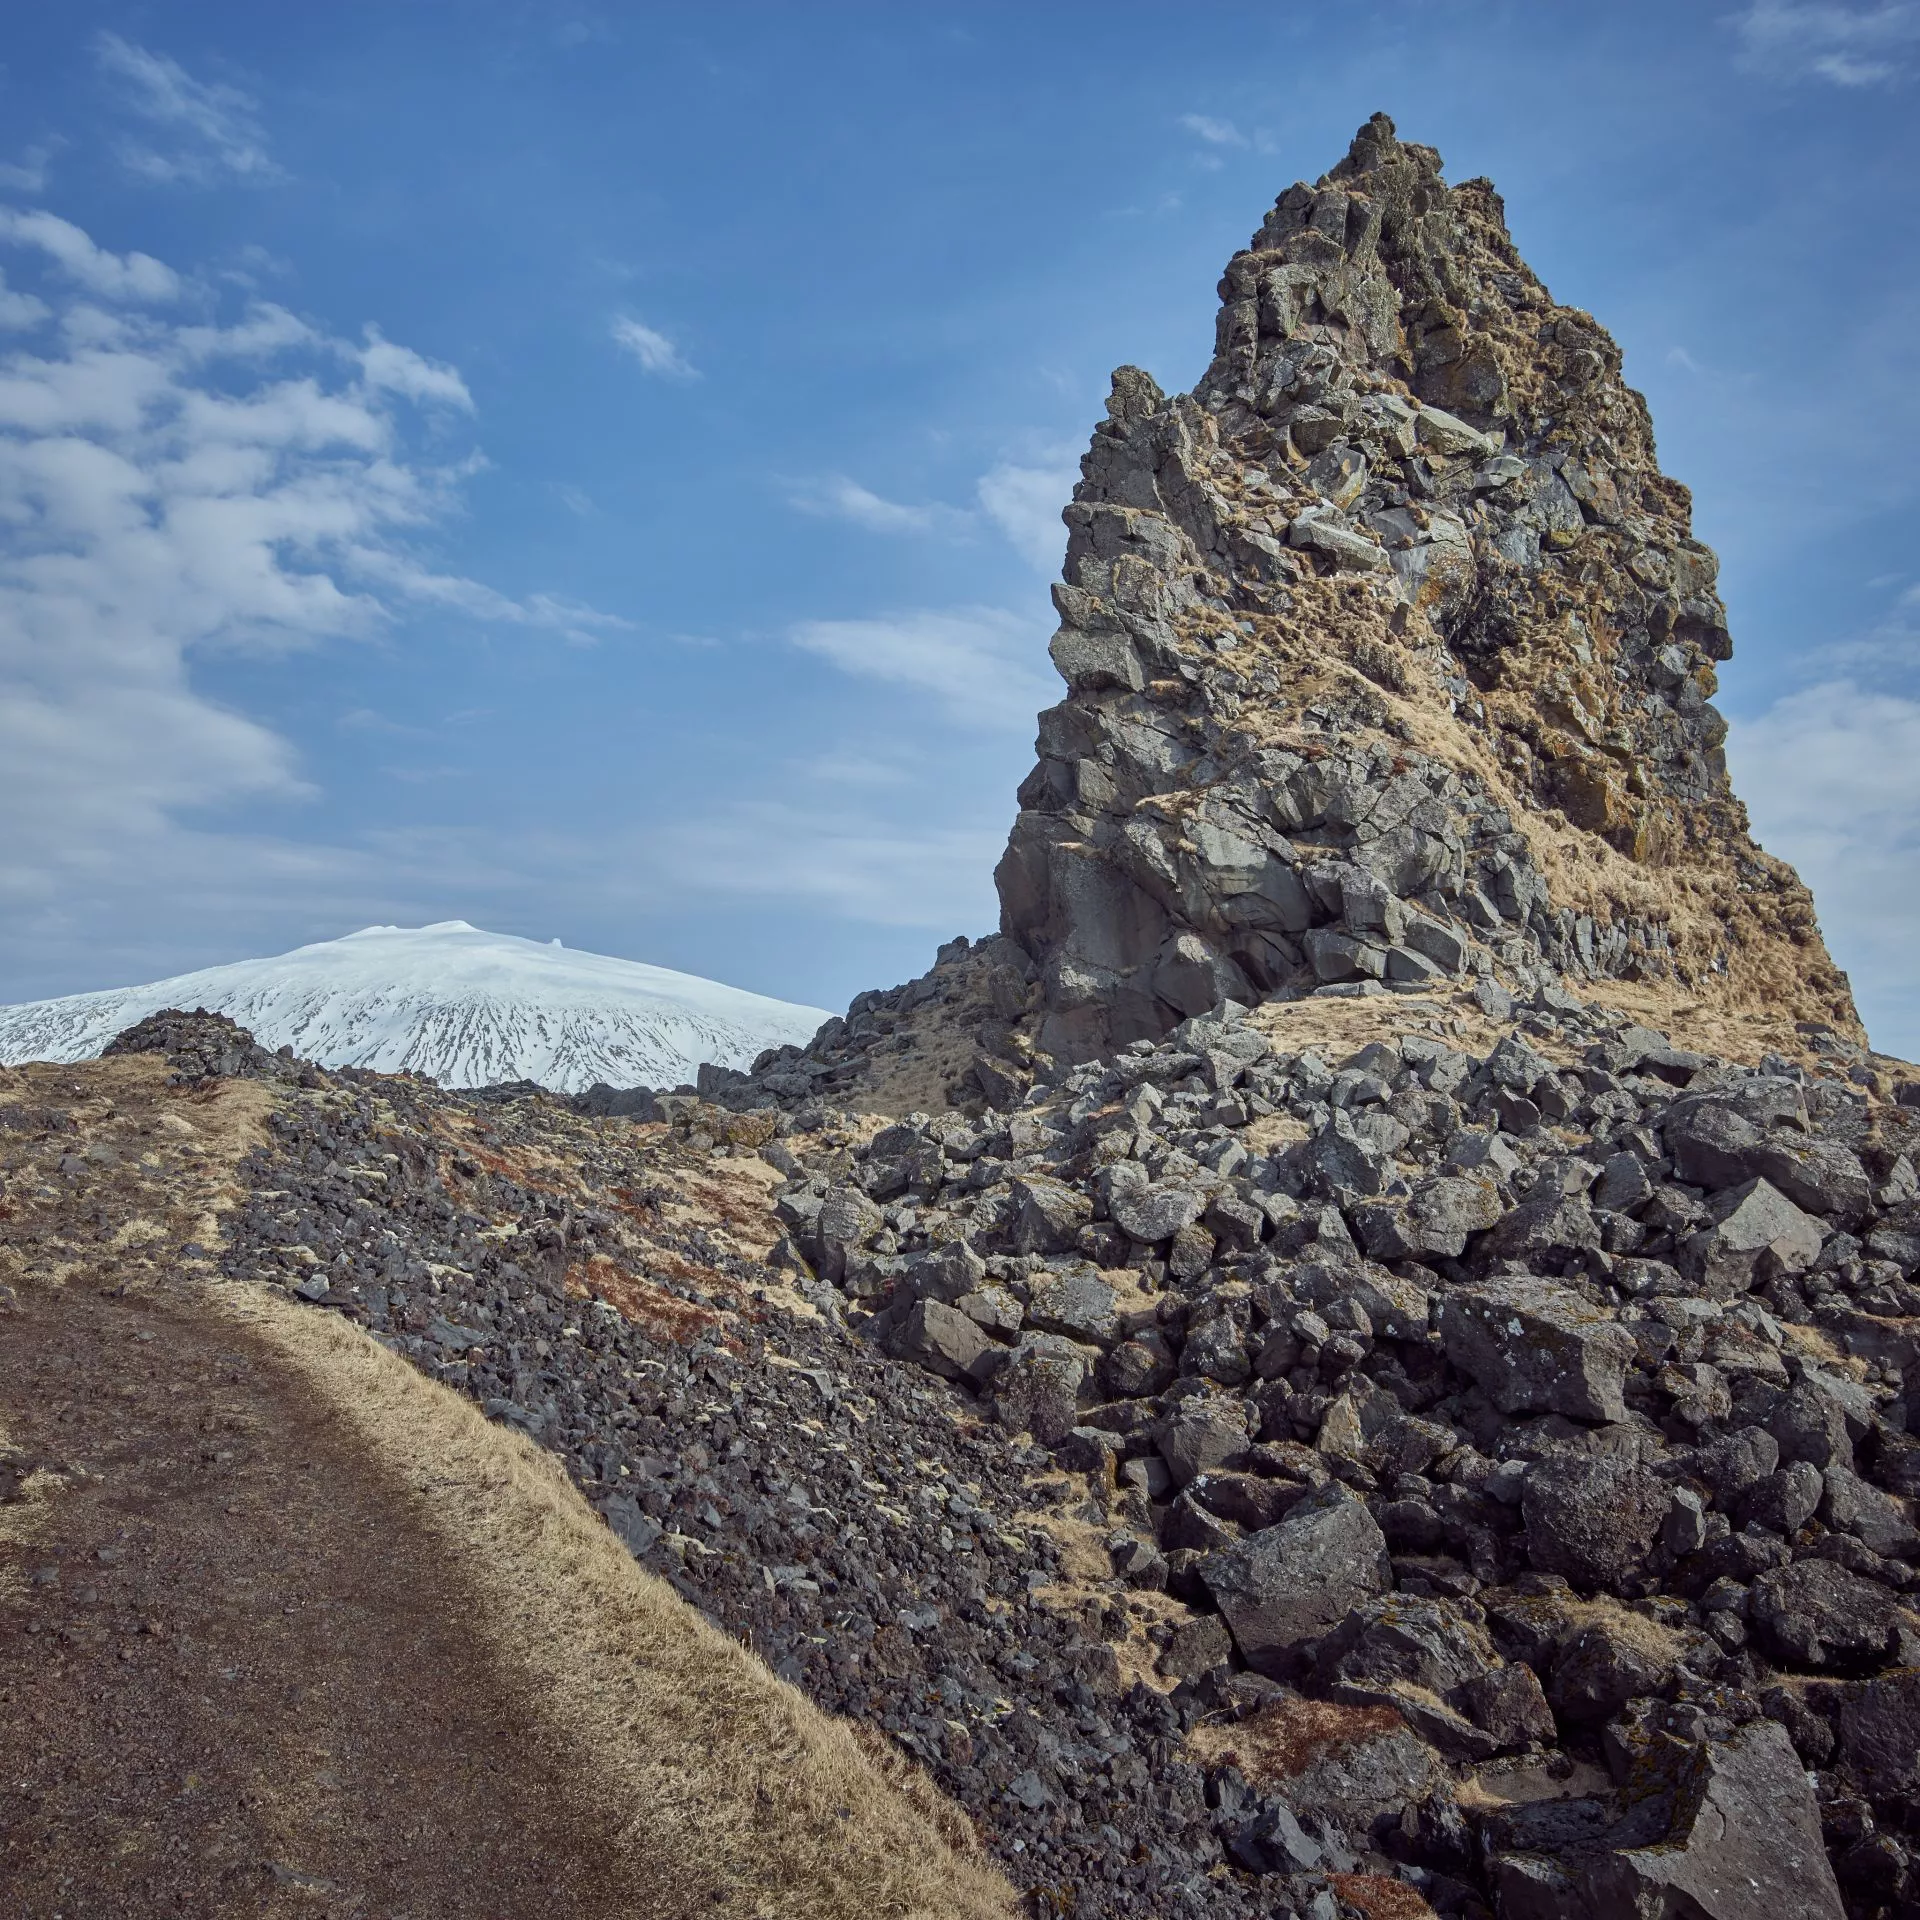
[0,920,828,1093]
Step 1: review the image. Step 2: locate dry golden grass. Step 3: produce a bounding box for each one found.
[213,1282,1018,1920]
[1189,1696,1408,1785]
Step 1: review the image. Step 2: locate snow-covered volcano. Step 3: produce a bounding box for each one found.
[0,922,830,1093]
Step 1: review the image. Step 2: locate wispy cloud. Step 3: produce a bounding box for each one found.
[610,315,697,380]
[0,208,180,301]
[1179,112,1249,148]
[976,457,1075,574]
[93,33,281,184]
[659,803,1006,930]
[786,473,959,534]
[0,147,53,196]
[355,325,473,409]
[0,269,48,330]
[1731,678,1920,1055]
[0,211,628,946]
[1728,2,1920,84]
[790,606,1052,732]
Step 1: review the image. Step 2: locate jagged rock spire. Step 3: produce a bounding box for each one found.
[996,114,1856,1063]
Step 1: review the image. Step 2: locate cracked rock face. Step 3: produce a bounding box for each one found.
[995,112,1857,1064]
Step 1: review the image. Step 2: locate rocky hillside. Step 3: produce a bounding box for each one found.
[14,117,1920,1920]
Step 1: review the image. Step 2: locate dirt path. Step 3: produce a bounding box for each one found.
[0,1273,643,1918]
[0,1054,1014,1920]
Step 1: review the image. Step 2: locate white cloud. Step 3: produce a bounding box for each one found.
[0,208,180,302]
[0,210,627,953]
[791,605,1053,732]
[357,326,473,409]
[977,457,1076,574]
[658,804,1006,930]
[1179,113,1248,148]
[0,147,53,195]
[0,270,48,330]
[611,315,697,380]
[94,32,281,184]
[1729,678,1920,1058]
[1729,2,1920,84]
[787,473,958,534]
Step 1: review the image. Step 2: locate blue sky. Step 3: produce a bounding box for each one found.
[2,3,1918,1053]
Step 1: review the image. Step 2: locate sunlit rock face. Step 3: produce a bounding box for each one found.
[996,114,1856,1063]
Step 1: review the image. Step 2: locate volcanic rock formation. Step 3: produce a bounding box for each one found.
[994,112,1856,1064]
[19,117,1920,1920]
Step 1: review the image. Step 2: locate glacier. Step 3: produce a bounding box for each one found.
[0,922,831,1094]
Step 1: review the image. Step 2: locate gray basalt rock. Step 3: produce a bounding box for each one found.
[1440,1276,1636,1421]
[1688,1177,1824,1294]
[991,1333,1091,1445]
[1108,1178,1206,1244]
[1009,1172,1093,1255]
[989,115,1858,1063]
[1353,1172,1503,1260]
[1491,1719,1843,1920]
[1836,1667,1920,1798]
[888,1299,992,1382]
[1750,1559,1909,1668]
[813,1183,882,1282]
[1199,1482,1392,1677]
[1025,1264,1121,1347]
[1155,1394,1251,1487]
[1521,1450,1669,1590]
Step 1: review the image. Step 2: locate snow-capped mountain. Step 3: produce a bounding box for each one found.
[0,922,830,1093]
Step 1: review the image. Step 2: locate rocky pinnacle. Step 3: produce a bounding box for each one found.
[996,113,1858,1063]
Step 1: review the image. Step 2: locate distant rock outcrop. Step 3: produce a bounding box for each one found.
[996,113,1856,1062]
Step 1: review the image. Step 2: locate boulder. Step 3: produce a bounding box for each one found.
[1750,1559,1909,1668]
[1223,1696,1442,1829]
[888,1299,992,1382]
[814,1183,882,1282]
[1740,1461,1823,1535]
[1482,1185,1602,1262]
[1821,1463,1920,1558]
[1694,1424,1780,1502]
[1156,1612,1234,1682]
[1746,1136,1874,1221]
[1689,1178,1824,1294]
[1009,1173,1093,1255]
[1835,1666,1920,1798]
[992,1333,1090,1445]
[1549,1613,1680,1723]
[1492,1719,1843,1920]
[1456,1662,1556,1749]
[1522,1451,1669,1590]
[901,1238,988,1304]
[1440,1277,1636,1422]
[1294,1111,1393,1198]
[1593,1150,1654,1216]
[1352,1174,1503,1261]
[1156,1395,1251,1487]
[1024,1264,1121,1347]
[1769,1373,1867,1471]
[1110,1181,1206,1244]
[1200,1483,1392,1677]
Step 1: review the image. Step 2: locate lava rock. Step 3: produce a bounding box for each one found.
[1521,1451,1669,1590]
[1441,1278,1636,1423]
[1200,1483,1393,1678]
